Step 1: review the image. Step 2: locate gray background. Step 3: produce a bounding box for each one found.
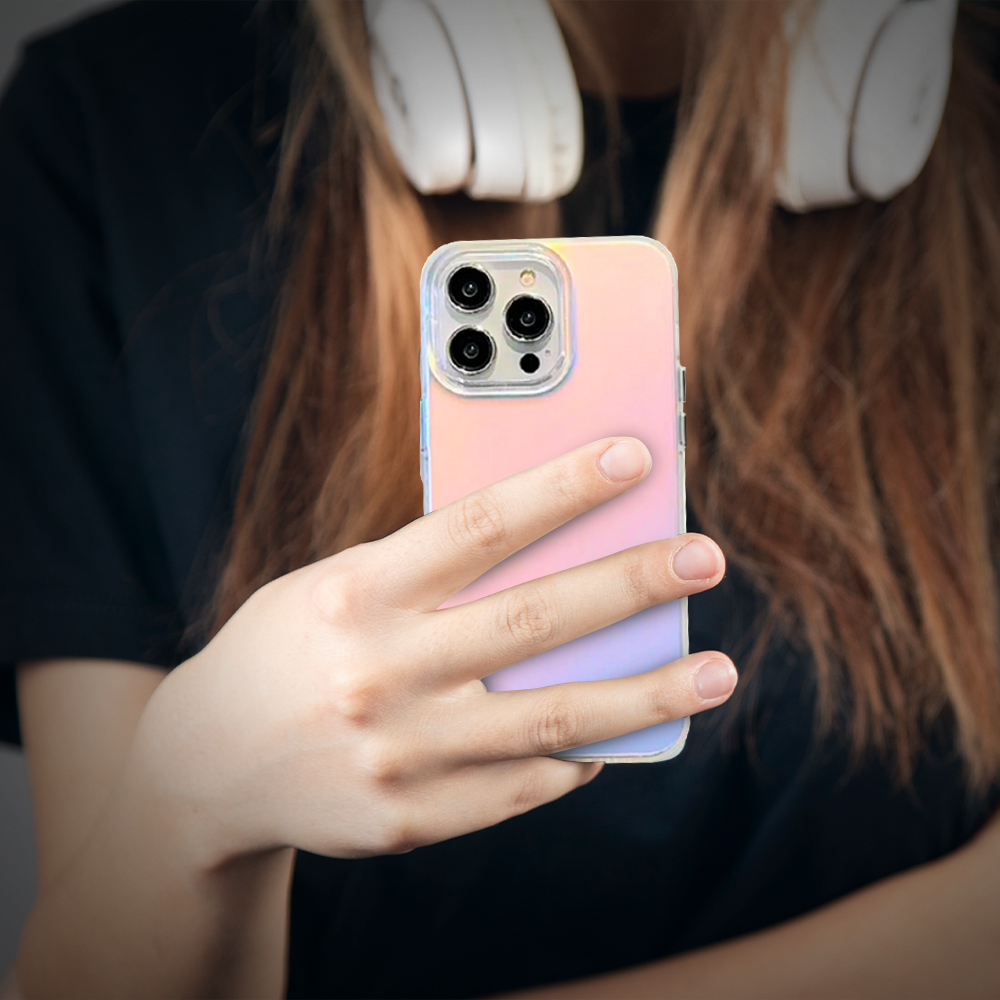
[1,1,116,975]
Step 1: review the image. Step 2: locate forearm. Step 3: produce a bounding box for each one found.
[517,813,1000,1000]
[15,787,294,1000]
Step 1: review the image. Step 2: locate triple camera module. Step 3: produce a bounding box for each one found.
[446,266,551,375]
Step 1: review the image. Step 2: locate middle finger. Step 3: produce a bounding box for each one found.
[418,532,724,682]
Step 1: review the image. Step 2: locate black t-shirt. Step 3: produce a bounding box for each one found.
[1,4,996,998]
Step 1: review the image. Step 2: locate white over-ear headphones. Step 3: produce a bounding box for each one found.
[363,0,583,202]
[364,0,958,212]
[778,0,958,211]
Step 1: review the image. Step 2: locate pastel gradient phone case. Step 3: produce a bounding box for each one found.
[420,237,688,762]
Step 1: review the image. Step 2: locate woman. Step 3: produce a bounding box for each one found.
[1,1,999,996]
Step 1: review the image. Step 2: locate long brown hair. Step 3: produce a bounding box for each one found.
[214,1,1000,789]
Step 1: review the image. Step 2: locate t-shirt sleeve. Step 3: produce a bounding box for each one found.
[0,38,182,739]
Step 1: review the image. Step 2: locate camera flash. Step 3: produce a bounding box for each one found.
[519,269,536,287]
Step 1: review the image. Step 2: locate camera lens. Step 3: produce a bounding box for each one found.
[448,266,493,312]
[448,327,495,373]
[505,295,551,342]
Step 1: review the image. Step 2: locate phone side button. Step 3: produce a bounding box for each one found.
[419,398,429,484]
[679,413,687,448]
[679,366,687,403]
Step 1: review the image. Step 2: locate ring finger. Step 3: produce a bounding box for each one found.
[440,651,738,764]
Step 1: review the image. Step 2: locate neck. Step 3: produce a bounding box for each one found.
[565,1,690,98]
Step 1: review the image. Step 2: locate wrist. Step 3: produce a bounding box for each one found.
[112,658,280,874]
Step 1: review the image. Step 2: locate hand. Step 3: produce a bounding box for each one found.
[126,438,734,865]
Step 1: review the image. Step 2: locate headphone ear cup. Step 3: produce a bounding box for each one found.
[850,0,957,201]
[505,0,583,202]
[429,0,582,202]
[365,0,472,194]
[777,0,899,211]
[431,0,529,199]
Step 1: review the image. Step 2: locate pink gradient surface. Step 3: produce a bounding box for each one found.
[423,238,688,761]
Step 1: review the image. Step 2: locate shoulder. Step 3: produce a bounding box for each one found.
[0,2,293,681]
[3,0,280,173]
[0,0,292,325]
[12,1,265,98]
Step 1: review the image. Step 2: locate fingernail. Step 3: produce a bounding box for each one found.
[672,539,721,580]
[695,658,738,701]
[598,440,648,482]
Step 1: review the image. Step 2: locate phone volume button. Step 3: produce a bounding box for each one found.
[679,366,687,403]
[679,412,687,448]
[419,398,428,485]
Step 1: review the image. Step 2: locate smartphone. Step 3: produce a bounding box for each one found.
[420,237,688,762]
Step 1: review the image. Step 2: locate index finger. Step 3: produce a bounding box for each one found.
[378,437,652,610]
